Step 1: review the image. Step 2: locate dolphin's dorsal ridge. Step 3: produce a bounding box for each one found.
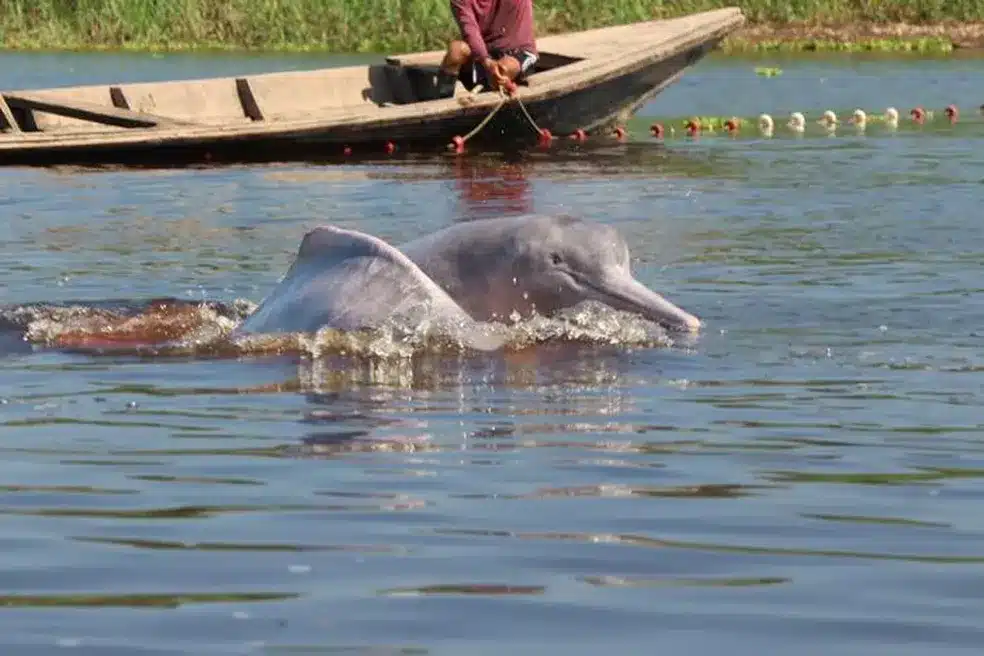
[298,225,397,264]
[238,216,701,344]
[236,224,488,340]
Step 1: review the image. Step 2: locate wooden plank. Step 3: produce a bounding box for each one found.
[109,86,131,109]
[0,8,745,158]
[235,78,264,121]
[385,50,444,67]
[0,95,21,133]
[2,93,192,129]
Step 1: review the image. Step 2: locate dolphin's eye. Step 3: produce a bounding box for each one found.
[550,252,563,265]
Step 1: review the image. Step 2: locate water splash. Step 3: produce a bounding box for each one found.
[0,296,679,360]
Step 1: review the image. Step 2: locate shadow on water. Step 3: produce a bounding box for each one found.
[35,138,749,181]
[0,592,299,608]
[230,141,753,224]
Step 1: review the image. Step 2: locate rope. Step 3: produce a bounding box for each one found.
[451,84,548,152]
[512,93,544,136]
[458,91,509,144]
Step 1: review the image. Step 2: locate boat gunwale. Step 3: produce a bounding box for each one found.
[383,7,743,67]
[0,8,745,153]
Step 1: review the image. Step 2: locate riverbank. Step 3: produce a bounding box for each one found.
[724,21,984,53]
[0,0,982,54]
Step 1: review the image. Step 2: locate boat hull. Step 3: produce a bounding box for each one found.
[0,9,744,167]
[470,36,721,145]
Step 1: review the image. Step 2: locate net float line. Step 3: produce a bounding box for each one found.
[445,81,560,154]
[323,101,980,157]
[650,104,973,139]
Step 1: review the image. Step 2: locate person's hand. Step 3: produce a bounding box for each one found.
[482,57,507,89]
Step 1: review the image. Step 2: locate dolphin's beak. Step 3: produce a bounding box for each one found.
[588,273,702,332]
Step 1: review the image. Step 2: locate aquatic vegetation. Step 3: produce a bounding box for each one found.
[640,104,966,139]
[723,36,956,54]
[755,67,783,76]
[0,0,979,53]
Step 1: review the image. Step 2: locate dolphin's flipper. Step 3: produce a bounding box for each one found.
[235,226,505,351]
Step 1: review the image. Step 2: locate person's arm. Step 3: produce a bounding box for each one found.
[450,0,489,62]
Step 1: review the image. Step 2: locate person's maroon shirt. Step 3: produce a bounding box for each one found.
[450,0,536,62]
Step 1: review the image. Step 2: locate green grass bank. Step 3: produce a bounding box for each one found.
[1,0,983,53]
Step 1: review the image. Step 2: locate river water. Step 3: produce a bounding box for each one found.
[1,50,983,654]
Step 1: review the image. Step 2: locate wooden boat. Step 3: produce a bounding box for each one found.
[0,8,744,167]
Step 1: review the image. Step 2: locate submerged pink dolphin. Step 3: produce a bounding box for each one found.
[235,214,701,349]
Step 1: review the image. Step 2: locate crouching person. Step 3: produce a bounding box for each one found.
[423,0,539,100]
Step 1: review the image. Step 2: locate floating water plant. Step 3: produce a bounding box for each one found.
[724,36,955,55]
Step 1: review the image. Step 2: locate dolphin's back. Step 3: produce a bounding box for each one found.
[235,226,501,349]
[400,214,577,306]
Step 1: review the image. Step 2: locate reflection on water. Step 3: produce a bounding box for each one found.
[1,54,984,655]
[449,156,533,220]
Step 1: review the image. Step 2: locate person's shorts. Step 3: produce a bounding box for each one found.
[459,47,539,91]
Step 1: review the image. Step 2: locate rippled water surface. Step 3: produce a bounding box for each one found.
[2,50,984,654]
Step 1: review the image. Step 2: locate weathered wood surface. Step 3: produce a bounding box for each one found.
[2,93,194,129]
[109,86,131,109]
[0,7,745,160]
[0,95,21,133]
[386,8,742,66]
[236,78,264,121]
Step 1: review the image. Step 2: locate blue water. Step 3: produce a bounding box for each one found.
[1,50,984,654]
